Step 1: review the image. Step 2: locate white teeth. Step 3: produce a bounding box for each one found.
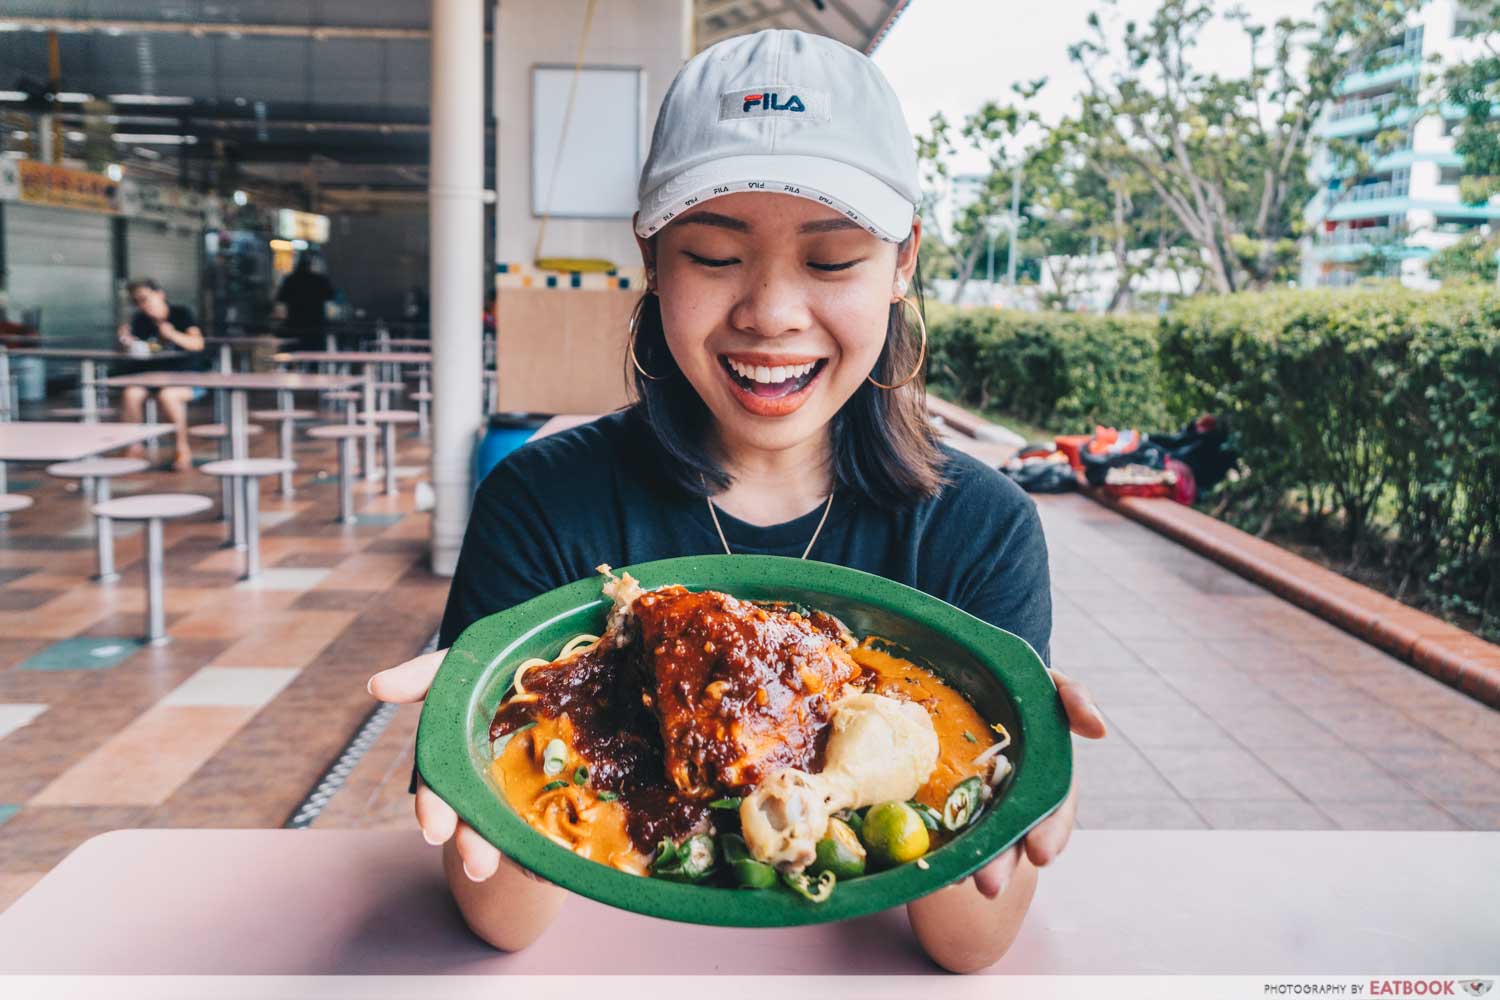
[725,358,820,384]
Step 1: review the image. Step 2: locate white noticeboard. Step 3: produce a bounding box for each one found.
[531,64,642,219]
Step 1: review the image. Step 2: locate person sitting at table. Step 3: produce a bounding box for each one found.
[274,252,336,352]
[116,277,207,471]
[369,30,1106,974]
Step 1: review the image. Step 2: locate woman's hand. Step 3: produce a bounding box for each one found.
[367,650,519,883]
[969,668,1105,898]
[116,324,137,348]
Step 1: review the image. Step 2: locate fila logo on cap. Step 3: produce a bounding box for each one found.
[718,87,830,124]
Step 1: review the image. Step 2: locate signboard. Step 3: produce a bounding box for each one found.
[276,208,330,243]
[16,161,118,212]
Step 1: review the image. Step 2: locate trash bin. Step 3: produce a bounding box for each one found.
[473,412,549,489]
[14,357,45,402]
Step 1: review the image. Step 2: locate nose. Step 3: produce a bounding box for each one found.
[727,262,813,341]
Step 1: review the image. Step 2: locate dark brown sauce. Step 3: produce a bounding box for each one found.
[489,589,861,854]
[491,642,710,851]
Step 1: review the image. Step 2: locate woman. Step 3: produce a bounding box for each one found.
[369,29,1105,973]
[116,277,207,471]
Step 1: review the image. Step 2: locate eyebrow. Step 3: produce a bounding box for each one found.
[675,212,865,235]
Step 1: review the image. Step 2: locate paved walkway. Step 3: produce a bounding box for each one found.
[1042,494,1500,833]
[316,492,1500,837]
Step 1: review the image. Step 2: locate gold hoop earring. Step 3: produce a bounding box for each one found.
[628,291,663,381]
[867,295,927,390]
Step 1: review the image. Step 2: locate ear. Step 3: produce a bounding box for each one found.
[895,216,922,291]
[632,214,657,274]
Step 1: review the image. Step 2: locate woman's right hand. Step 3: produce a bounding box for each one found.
[116,325,136,348]
[368,649,509,882]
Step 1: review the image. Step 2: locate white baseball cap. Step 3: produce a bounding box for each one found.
[636,29,920,244]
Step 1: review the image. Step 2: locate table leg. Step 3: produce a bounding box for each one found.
[95,477,117,583]
[0,351,11,422]
[361,362,377,481]
[144,397,160,461]
[81,359,97,422]
[215,389,232,524]
[338,437,355,524]
[242,475,261,580]
[218,344,233,374]
[145,518,167,645]
[383,422,396,495]
[229,390,248,551]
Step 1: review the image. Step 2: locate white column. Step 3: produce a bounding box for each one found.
[428,0,487,576]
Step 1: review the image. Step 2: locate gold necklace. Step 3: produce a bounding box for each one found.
[706,488,835,559]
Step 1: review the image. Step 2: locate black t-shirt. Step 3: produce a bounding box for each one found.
[276,271,335,329]
[127,304,209,371]
[130,303,198,344]
[438,408,1052,663]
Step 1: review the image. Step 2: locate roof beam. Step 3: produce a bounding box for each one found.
[0,16,429,41]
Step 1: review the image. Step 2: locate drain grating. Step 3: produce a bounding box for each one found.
[284,630,438,829]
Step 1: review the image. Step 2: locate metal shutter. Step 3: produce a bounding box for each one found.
[125,218,202,318]
[3,203,115,347]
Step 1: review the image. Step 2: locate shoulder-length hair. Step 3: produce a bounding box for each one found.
[626,254,946,510]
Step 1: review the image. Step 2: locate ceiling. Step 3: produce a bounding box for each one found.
[0,1,910,202]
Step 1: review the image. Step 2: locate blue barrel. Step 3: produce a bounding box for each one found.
[474,412,549,489]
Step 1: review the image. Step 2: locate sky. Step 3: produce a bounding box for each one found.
[873,0,1317,174]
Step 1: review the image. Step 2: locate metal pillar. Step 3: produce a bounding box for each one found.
[145,518,166,644]
[94,477,118,583]
[428,0,486,576]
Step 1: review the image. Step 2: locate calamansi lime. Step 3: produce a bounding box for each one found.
[859,800,930,868]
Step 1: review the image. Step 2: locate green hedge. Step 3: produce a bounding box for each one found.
[1161,287,1500,627]
[924,288,1500,631]
[925,307,1172,435]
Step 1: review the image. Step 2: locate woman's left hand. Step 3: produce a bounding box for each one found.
[970,668,1106,899]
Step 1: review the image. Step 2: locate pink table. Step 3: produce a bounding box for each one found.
[0,829,1492,975]
[0,420,172,495]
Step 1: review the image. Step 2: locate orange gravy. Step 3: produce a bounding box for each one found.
[849,640,999,816]
[494,640,999,869]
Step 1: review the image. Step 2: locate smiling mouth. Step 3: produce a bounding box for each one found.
[719,356,828,399]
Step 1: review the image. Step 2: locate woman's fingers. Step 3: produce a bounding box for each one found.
[414,781,458,847]
[972,844,1021,899]
[1024,778,1078,867]
[1047,668,1107,740]
[367,648,448,705]
[454,820,503,882]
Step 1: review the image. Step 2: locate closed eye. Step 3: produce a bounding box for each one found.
[808,259,864,272]
[684,250,739,268]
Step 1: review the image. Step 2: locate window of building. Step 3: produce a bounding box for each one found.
[1440,165,1464,186]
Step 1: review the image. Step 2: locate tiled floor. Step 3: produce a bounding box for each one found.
[1,421,1497,917]
[0,397,445,910]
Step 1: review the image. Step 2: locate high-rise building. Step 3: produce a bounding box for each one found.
[1302,1,1499,289]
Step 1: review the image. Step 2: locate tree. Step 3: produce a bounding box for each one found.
[914,91,1041,305]
[1068,0,1420,293]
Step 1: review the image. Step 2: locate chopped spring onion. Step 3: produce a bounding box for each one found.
[962,730,978,743]
[652,834,716,883]
[709,797,742,810]
[540,780,568,792]
[942,777,984,831]
[542,739,567,776]
[597,790,620,802]
[781,869,836,903]
[492,720,536,755]
[573,765,590,786]
[908,801,942,831]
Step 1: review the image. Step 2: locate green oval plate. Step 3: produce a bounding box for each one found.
[416,554,1071,927]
